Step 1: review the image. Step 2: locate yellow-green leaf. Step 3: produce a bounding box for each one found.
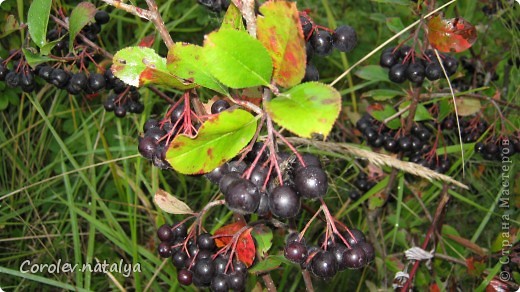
[166,109,257,174]
[265,82,341,138]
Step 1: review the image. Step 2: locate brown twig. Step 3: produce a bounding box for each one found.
[302,270,315,292]
[261,274,277,292]
[101,0,174,49]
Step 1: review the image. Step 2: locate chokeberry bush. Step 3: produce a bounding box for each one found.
[0,0,519,291]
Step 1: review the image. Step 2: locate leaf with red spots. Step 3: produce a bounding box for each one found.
[264,82,341,138]
[257,1,306,88]
[165,109,257,174]
[214,222,256,267]
[111,46,195,89]
[167,42,228,95]
[427,15,477,53]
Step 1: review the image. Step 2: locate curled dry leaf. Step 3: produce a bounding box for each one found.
[154,188,194,215]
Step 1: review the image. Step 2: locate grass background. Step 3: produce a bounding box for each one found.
[0,0,519,291]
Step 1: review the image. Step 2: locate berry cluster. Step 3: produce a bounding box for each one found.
[138,118,176,170]
[284,230,374,278]
[36,64,106,94]
[47,10,110,55]
[103,69,144,117]
[299,12,357,82]
[206,148,328,218]
[0,50,37,92]
[156,223,248,290]
[451,56,499,92]
[441,115,488,143]
[356,113,452,174]
[475,136,519,161]
[138,99,232,169]
[380,46,458,84]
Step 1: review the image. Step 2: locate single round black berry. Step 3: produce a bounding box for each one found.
[157,224,173,242]
[268,186,301,219]
[95,10,110,25]
[380,52,397,68]
[332,25,357,52]
[157,242,172,258]
[211,99,230,114]
[284,241,308,264]
[225,178,261,214]
[88,73,106,91]
[425,62,442,80]
[293,166,328,199]
[343,245,367,269]
[406,62,425,83]
[210,274,229,292]
[310,30,333,56]
[177,269,193,286]
[389,63,408,83]
[197,232,216,251]
[310,250,338,278]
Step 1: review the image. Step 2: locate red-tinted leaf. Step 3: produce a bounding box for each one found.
[214,222,256,267]
[214,221,246,247]
[139,34,155,48]
[427,15,477,53]
[429,283,441,292]
[235,229,255,267]
[257,1,306,88]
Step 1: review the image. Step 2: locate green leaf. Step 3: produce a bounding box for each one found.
[386,17,405,34]
[251,225,273,256]
[68,2,97,52]
[167,43,228,95]
[361,89,403,101]
[166,109,257,174]
[22,48,55,68]
[27,0,52,48]
[40,39,64,56]
[265,82,341,138]
[203,29,273,88]
[221,2,245,31]
[354,65,389,82]
[112,46,195,89]
[370,105,401,129]
[257,1,305,88]
[399,101,434,121]
[438,99,451,121]
[248,256,282,274]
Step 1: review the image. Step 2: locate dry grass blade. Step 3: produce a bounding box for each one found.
[285,137,469,189]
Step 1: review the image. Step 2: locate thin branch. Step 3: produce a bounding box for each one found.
[401,185,450,291]
[302,270,315,292]
[143,0,175,49]
[100,0,174,49]
[283,137,469,189]
[261,274,277,292]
